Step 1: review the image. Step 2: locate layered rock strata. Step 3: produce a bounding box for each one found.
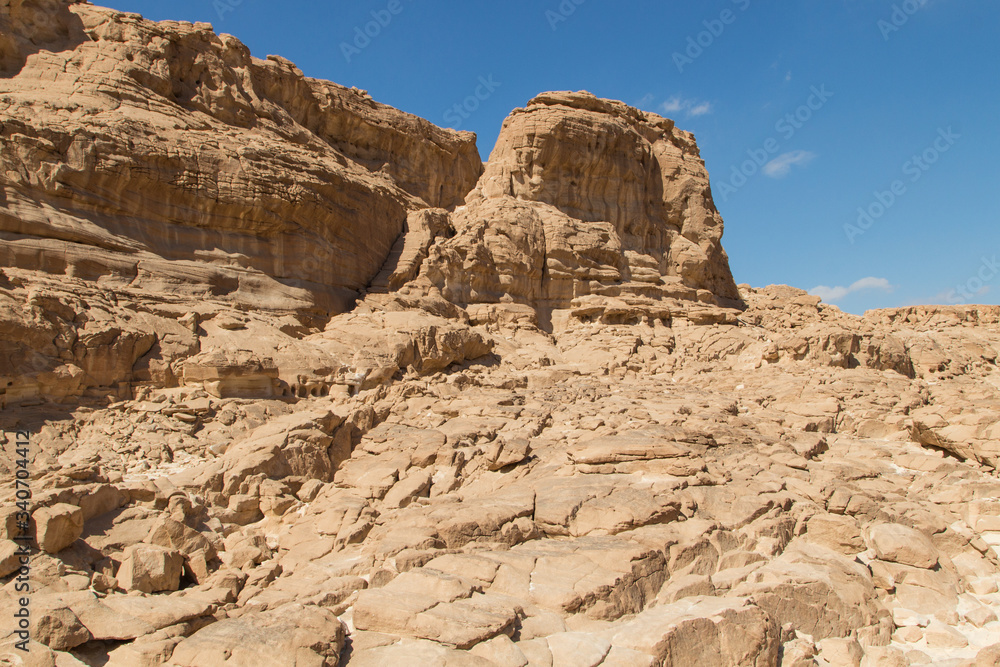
[3,3,1000,667]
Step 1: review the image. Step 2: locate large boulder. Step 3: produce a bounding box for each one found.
[170,603,345,666]
[733,541,885,641]
[408,90,743,326]
[607,597,780,666]
[866,523,940,569]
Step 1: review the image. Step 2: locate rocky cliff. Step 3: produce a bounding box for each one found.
[3,3,1000,667]
[0,0,745,405]
[402,91,742,328]
[1,0,481,317]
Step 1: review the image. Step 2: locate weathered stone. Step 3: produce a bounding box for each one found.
[3,2,1000,661]
[608,597,780,666]
[866,523,940,569]
[116,545,185,594]
[34,504,84,554]
[170,604,345,666]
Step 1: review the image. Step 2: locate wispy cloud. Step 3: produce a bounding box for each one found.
[809,277,894,302]
[660,96,713,118]
[688,101,712,116]
[763,150,816,178]
[636,93,655,108]
[661,97,685,113]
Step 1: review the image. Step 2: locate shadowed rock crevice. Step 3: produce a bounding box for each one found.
[0,0,88,78]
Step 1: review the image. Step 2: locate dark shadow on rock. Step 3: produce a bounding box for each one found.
[0,0,88,79]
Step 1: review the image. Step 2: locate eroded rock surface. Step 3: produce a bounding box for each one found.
[3,3,1000,667]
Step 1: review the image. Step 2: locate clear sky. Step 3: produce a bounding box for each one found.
[103,0,999,314]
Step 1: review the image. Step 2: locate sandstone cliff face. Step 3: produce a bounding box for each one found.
[404,91,741,328]
[0,0,747,402]
[6,6,1000,667]
[0,0,481,317]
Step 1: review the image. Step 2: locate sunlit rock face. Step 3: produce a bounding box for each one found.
[410,90,741,329]
[0,0,482,318]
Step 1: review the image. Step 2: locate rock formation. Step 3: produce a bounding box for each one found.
[2,2,1000,666]
[397,91,742,329]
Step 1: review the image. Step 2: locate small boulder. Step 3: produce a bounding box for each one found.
[32,606,91,651]
[976,643,1000,667]
[35,504,84,553]
[866,523,939,569]
[0,540,21,577]
[117,544,184,593]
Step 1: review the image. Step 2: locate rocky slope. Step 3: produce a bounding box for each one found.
[2,2,1000,667]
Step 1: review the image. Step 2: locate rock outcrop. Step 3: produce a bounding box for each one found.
[3,3,1000,667]
[0,0,481,319]
[398,91,742,329]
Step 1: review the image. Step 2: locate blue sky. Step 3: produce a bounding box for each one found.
[105,0,999,314]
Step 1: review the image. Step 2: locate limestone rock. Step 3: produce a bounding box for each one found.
[411,91,743,328]
[733,541,882,640]
[30,606,91,651]
[0,0,480,317]
[0,540,20,577]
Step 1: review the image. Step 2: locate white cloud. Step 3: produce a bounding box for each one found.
[660,96,685,113]
[763,150,816,178]
[809,277,894,303]
[688,101,713,116]
[660,96,713,118]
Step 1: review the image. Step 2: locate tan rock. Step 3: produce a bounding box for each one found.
[0,0,480,332]
[34,504,84,554]
[805,513,865,554]
[170,604,345,666]
[545,632,611,666]
[866,523,940,569]
[608,597,780,666]
[860,646,908,667]
[0,539,21,577]
[733,541,882,640]
[31,606,91,651]
[976,643,1000,667]
[654,573,716,604]
[383,470,433,509]
[816,637,863,667]
[145,516,217,561]
[116,545,184,593]
[780,637,819,666]
[468,634,528,667]
[922,622,968,648]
